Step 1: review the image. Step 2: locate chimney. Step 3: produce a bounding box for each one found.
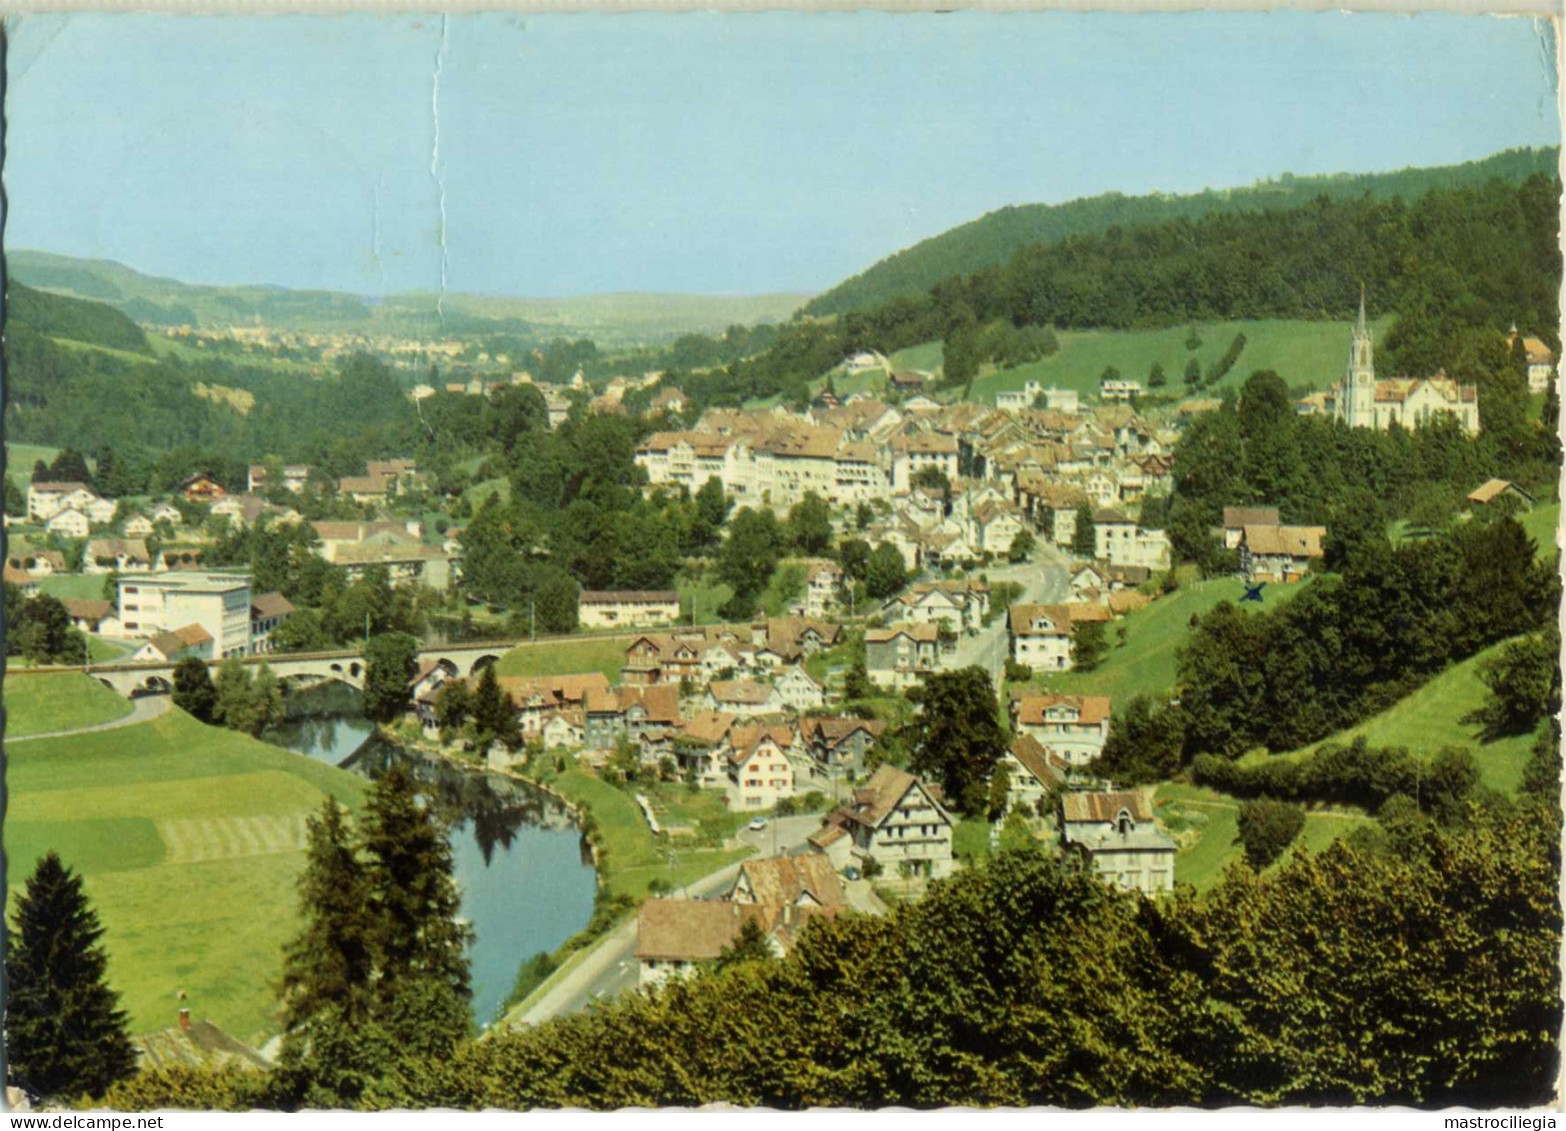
[178,1008,191,1032]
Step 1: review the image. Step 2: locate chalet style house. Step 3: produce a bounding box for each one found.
[809,765,954,879]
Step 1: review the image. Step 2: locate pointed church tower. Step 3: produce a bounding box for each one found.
[1343,284,1376,428]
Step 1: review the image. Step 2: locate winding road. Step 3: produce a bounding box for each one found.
[7,693,171,744]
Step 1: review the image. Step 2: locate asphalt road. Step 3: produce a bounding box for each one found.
[948,547,1072,688]
[512,813,826,1026]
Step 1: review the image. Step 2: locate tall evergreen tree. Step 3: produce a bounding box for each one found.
[1071,502,1097,559]
[279,800,376,1043]
[5,853,136,1102]
[360,766,473,1051]
[470,663,522,750]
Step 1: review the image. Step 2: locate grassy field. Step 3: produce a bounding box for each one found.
[1014,574,1314,705]
[4,671,134,737]
[967,317,1391,406]
[38,573,114,601]
[5,707,367,1044]
[494,636,628,681]
[6,443,68,492]
[1153,782,1371,892]
[953,818,992,863]
[1253,637,1539,795]
[528,760,749,900]
[1520,502,1560,558]
[463,476,510,509]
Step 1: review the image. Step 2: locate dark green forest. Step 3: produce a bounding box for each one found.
[653,173,1561,413]
[802,146,1559,317]
[7,283,151,354]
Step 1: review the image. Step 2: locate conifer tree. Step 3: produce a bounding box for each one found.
[470,663,521,750]
[360,766,473,1051]
[5,852,136,1101]
[279,799,375,1037]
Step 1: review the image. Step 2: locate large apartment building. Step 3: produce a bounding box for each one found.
[118,572,253,658]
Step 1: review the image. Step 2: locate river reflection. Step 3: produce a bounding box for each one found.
[265,683,598,1027]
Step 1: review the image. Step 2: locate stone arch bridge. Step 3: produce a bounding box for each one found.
[33,640,522,699]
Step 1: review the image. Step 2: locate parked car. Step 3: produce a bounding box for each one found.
[747,817,768,831]
[844,865,862,882]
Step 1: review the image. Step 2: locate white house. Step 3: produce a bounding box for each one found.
[809,765,954,880]
[1093,509,1171,571]
[704,680,785,718]
[60,598,123,637]
[999,734,1068,816]
[577,590,682,630]
[1012,693,1113,766]
[727,723,796,809]
[774,665,826,712]
[27,482,95,522]
[1060,791,1175,895]
[1007,603,1076,673]
[44,507,90,539]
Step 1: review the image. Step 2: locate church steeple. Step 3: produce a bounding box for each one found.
[1344,283,1376,428]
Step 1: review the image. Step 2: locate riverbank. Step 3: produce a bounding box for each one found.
[381,723,755,1020]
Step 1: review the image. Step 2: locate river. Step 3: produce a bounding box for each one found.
[263,683,598,1028]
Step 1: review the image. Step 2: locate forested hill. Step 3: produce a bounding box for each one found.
[802,147,1561,318]
[7,282,151,355]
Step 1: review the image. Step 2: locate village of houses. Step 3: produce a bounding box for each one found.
[7,313,1546,989]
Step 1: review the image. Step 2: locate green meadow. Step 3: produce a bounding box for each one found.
[4,704,366,1044]
[970,317,1388,404]
[495,636,628,682]
[5,671,133,737]
[1251,636,1541,796]
[1015,572,1314,705]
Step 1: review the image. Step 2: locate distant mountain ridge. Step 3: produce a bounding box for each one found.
[5,250,812,347]
[803,147,1562,318]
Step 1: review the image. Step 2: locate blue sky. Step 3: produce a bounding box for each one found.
[5,11,1559,298]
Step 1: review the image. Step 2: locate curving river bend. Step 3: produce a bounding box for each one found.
[264,683,597,1028]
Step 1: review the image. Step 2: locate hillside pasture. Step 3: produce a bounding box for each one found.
[4,671,133,737]
[1015,573,1314,705]
[962,317,1391,406]
[1251,636,1541,795]
[495,636,628,682]
[4,707,366,1044]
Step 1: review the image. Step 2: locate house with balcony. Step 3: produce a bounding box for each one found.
[808,765,953,880]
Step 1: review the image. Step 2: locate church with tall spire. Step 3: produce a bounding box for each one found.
[1325,286,1480,434]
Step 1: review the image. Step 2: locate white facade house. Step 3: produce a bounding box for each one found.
[810,765,954,880]
[774,665,826,712]
[1060,791,1176,895]
[577,590,682,630]
[727,724,797,809]
[118,571,253,658]
[1093,510,1171,571]
[27,482,95,522]
[44,507,91,538]
[1012,694,1113,766]
[1007,604,1076,673]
